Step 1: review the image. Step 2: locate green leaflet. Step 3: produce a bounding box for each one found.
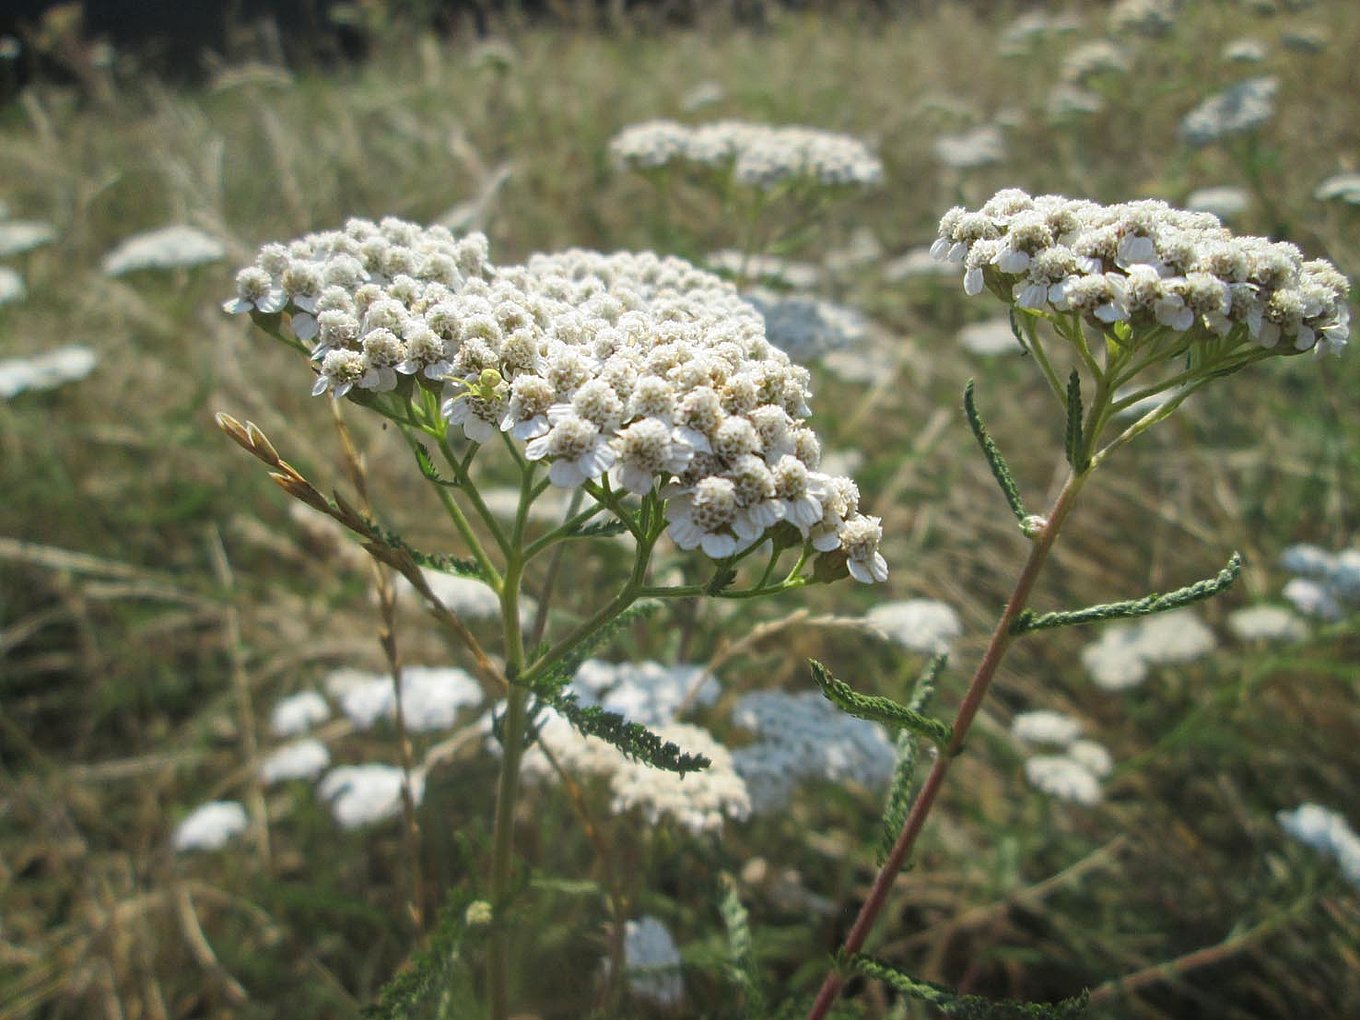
[878,654,947,863]
[810,660,952,747]
[412,442,461,487]
[964,381,1028,524]
[363,895,482,1020]
[847,954,1089,1019]
[546,692,711,774]
[1012,552,1242,635]
[358,514,485,581]
[719,874,767,1018]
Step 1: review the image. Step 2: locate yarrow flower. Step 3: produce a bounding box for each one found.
[225,219,889,582]
[932,189,1350,357]
[173,801,248,852]
[610,119,883,188]
[1179,77,1279,146]
[1278,803,1360,887]
[101,224,225,276]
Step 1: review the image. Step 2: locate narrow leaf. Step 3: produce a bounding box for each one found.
[810,660,951,747]
[360,515,484,580]
[363,895,482,1020]
[964,381,1027,524]
[573,520,628,539]
[1012,552,1243,635]
[1065,370,1086,473]
[547,692,710,774]
[412,442,461,487]
[848,954,1089,1019]
[878,654,947,862]
[706,565,739,596]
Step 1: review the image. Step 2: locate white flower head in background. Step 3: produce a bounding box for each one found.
[1180,77,1279,146]
[959,317,1024,356]
[1278,803,1360,888]
[101,224,225,275]
[617,916,684,1007]
[865,598,962,654]
[730,690,896,814]
[0,267,24,306]
[270,690,331,736]
[0,346,98,401]
[933,125,1005,170]
[332,665,482,732]
[260,738,331,785]
[0,219,56,257]
[608,723,750,834]
[173,801,248,852]
[318,764,425,829]
[1109,0,1176,36]
[1047,84,1105,121]
[1061,40,1129,85]
[1314,173,1360,206]
[571,659,719,726]
[1080,609,1216,691]
[744,290,870,365]
[1222,37,1269,63]
[1024,755,1103,805]
[1185,186,1251,222]
[1011,709,1082,748]
[1226,604,1307,642]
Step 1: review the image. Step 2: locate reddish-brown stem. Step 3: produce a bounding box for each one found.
[804,470,1087,1020]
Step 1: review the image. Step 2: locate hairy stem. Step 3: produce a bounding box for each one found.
[804,469,1088,1020]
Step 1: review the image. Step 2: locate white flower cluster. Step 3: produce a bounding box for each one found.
[999,11,1082,54]
[932,189,1350,355]
[933,125,1005,170]
[1279,542,1360,620]
[1185,186,1250,222]
[517,711,749,835]
[617,916,684,1007]
[1277,804,1360,888]
[742,290,869,365]
[324,665,483,732]
[610,119,883,188]
[1011,710,1113,806]
[1180,76,1279,146]
[0,218,55,257]
[270,689,331,736]
[260,738,331,784]
[319,764,426,829]
[1226,604,1307,642]
[1109,0,1176,36]
[0,346,97,400]
[571,658,719,725]
[1223,37,1269,63]
[101,224,225,276]
[173,801,248,853]
[1315,173,1360,205]
[1080,608,1217,691]
[226,219,888,581]
[729,690,897,814]
[0,266,23,306]
[1060,40,1129,84]
[959,317,1023,357]
[864,598,962,655]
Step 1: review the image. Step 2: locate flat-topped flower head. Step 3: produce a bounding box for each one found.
[933,189,1350,359]
[610,119,882,189]
[227,221,888,581]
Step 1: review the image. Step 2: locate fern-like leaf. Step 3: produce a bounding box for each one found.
[363,895,482,1020]
[964,381,1028,524]
[719,875,767,1017]
[412,442,461,487]
[848,954,1088,1019]
[810,660,951,747]
[1012,552,1242,635]
[878,654,947,862]
[528,600,664,696]
[548,693,710,774]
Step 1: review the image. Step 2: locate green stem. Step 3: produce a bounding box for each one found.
[437,435,513,559]
[398,427,503,590]
[486,468,534,1020]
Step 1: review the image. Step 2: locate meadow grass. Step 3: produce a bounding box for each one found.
[2,4,1359,1018]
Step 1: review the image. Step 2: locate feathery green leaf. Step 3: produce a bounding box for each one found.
[810,660,951,747]
[848,954,1088,1019]
[546,692,711,774]
[719,875,767,1018]
[1065,370,1087,473]
[1012,552,1242,635]
[412,442,461,487]
[878,654,947,862]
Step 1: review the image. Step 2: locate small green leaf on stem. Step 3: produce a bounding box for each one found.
[1065,369,1087,473]
[810,660,951,747]
[413,442,461,487]
[847,954,1089,1018]
[964,381,1028,524]
[877,654,947,863]
[547,693,711,774]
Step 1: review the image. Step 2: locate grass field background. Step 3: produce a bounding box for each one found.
[2,3,1359,1017]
